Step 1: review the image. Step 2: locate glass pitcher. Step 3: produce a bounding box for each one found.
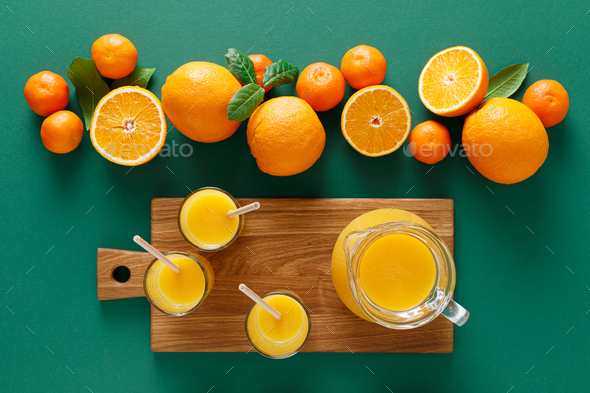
[344,221,469,330]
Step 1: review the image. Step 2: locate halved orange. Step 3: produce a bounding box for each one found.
[418,46,488,117]
[90,86,167,166]
[341,85,411,157]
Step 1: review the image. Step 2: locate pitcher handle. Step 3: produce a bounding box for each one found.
[441,299,469,326]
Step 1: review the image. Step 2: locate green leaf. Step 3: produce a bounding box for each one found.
[484,63,529,102]
[225,48,256,85]
[66,57,110,130]
[111,68,156,89]
[227,83,264,121]
[263,59,299,87]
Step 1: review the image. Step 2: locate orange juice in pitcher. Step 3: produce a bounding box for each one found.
[331,209,469,329]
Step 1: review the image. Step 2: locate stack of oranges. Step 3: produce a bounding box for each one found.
[88,34,168,166]
[24,71,82,154]
[25,33,170,167]
[24,34,569,181]
[24,34,141,156]
[460,80,567,184]
[250,44,413,175]
[295,44,388,113]
[413,45,568,184]
[338,46,413,158]
[244,44,403,176]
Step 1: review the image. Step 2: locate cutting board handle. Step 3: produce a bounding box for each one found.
[97,248,153,300]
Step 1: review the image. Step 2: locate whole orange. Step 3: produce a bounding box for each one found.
[248,54,273,93]
[340,45,387,89]
[40,111,83,154]
[161,62,242,143]
[247,97,325,176]
[462,98,548,184]
[296,62,345,112]
[91,34,137,79]
[24,71,69,116]
[408,121,451,164]
[522,80,569,127]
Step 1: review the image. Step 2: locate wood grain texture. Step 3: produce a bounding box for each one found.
[97,198,454,353]
[97,248,154,300]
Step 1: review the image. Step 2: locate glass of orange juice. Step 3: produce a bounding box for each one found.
[178,187,243,252]
[143,251,214,316]
[245,291,311,359]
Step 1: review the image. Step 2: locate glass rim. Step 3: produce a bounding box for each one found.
[345,221,456,329]
[143,251,210,316]
[177,186,242,252]
[244,291,312,359]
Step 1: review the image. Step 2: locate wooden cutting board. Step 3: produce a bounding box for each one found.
[97,198,454,353]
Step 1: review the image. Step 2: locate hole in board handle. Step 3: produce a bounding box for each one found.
[112,266,131,283]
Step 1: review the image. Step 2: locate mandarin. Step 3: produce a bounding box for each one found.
[248,54,273,93]
[40,111,83,154]
[24,71,69,116]
[296,62,345,112]
[340,45,387,90]
[408,121,451,164]
[522,80,569,127]
[91,34,137,79]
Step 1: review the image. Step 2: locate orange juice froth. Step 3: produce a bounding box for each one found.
[360,234,436,311]
[179,189,239,250]
[247,294,309,358]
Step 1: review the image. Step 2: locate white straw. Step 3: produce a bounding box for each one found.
[239,284,281,320]
[227,202,260,218]
[133,235,180,274]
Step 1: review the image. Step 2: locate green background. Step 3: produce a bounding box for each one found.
[2,0,589,391]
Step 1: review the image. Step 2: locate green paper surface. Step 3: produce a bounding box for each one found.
[1,0,589,392]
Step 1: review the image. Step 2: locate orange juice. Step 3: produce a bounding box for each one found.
[157,255,206,305]
[178,188,241,251]
[144,252,214,315]
[331,208,433,319]
[246,293,310,358]
[360,234,436,310]
[332,208,470,329]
